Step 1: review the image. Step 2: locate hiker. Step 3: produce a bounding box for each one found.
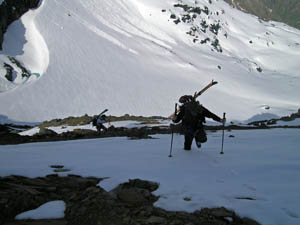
[93,114,109,133]
[172,95,225,150]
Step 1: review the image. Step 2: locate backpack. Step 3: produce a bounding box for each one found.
[182,101,204,126]
[92,117,97,126]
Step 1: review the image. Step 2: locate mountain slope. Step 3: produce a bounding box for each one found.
[224,0,300,30]
[1,128,300,225]
[0,0,300,122]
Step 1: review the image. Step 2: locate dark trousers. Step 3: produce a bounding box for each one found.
[184,126,207,150]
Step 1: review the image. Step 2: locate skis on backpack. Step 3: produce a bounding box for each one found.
[168,80,218,119]
[98,109,108,117]
[193,79,218,100]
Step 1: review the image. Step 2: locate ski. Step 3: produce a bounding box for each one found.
[193,79,218,100]
[98,109,108,117]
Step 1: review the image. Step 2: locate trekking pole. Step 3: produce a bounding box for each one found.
[220,112,226,155]
[169,103,177,157]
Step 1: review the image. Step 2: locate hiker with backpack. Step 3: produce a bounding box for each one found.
[92,113,109,133]
[172,95,225,150]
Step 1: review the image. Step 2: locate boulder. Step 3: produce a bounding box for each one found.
[37,127,57,136]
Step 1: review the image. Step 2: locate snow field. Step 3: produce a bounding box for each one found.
[1,128,300,225]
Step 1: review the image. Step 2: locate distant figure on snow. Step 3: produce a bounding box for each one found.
[93,114,109,133]
[172,95,225,150]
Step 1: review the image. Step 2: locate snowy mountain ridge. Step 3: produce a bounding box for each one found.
[0,0,300,123]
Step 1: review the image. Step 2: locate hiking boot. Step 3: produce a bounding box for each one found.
[196,141,201,148]
[184,147,191,151]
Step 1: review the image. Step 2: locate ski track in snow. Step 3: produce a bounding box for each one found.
[53,0,138,55]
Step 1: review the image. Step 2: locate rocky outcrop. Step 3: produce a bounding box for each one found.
[0,0,40,50]
[2,119,300,145]
[0,174,102,225]
[0,175,261,225]
[0,125,172,145]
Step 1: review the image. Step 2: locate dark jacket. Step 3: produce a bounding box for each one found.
[174,103,221,132]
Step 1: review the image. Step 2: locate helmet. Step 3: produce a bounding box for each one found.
[179,95,193,103]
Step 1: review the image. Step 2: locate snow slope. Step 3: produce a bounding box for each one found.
[1,129,300,225]
[0,0,300,122]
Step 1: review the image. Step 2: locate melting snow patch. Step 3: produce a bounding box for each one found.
[15,200,66,220]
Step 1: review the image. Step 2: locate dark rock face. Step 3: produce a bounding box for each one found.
[0,174,102,224]
[0,175,261,225]
[0,0,40,50]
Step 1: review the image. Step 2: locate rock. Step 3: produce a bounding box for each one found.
[184,197,192,201]
[0,176,262,225]
[146,216,167,224]
[116,188,147,204]
[110,179,159,205]
[72,128,95,136]
[241,217,262,225]
[37,128,57,136]
[128,179,159,192]
[0,175,102,224]
[210,207,234,218]
[0,132,29,145]
[50,165,64,169]
[0,0,40,50]
[53,168,71,173]
[0,124,10,134]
